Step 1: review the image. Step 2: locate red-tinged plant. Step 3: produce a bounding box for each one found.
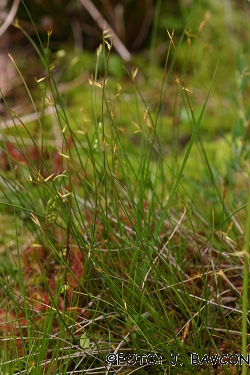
[21,246,48,277]
[2,136,74,175]
[27,288,51,313]
[0,308,27,356]
[0,241,86,358]
[6,142,40,165]
[65,247,85,305]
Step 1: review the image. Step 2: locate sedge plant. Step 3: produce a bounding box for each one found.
[0,2,250,375]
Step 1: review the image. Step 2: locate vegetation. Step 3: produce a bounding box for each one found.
[0,1,250,374]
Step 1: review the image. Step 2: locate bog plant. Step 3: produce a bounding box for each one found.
[0,1,250,375]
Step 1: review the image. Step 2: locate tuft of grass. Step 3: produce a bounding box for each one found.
[0,2,250,375]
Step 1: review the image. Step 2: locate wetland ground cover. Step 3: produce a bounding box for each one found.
[0,1,250,374]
